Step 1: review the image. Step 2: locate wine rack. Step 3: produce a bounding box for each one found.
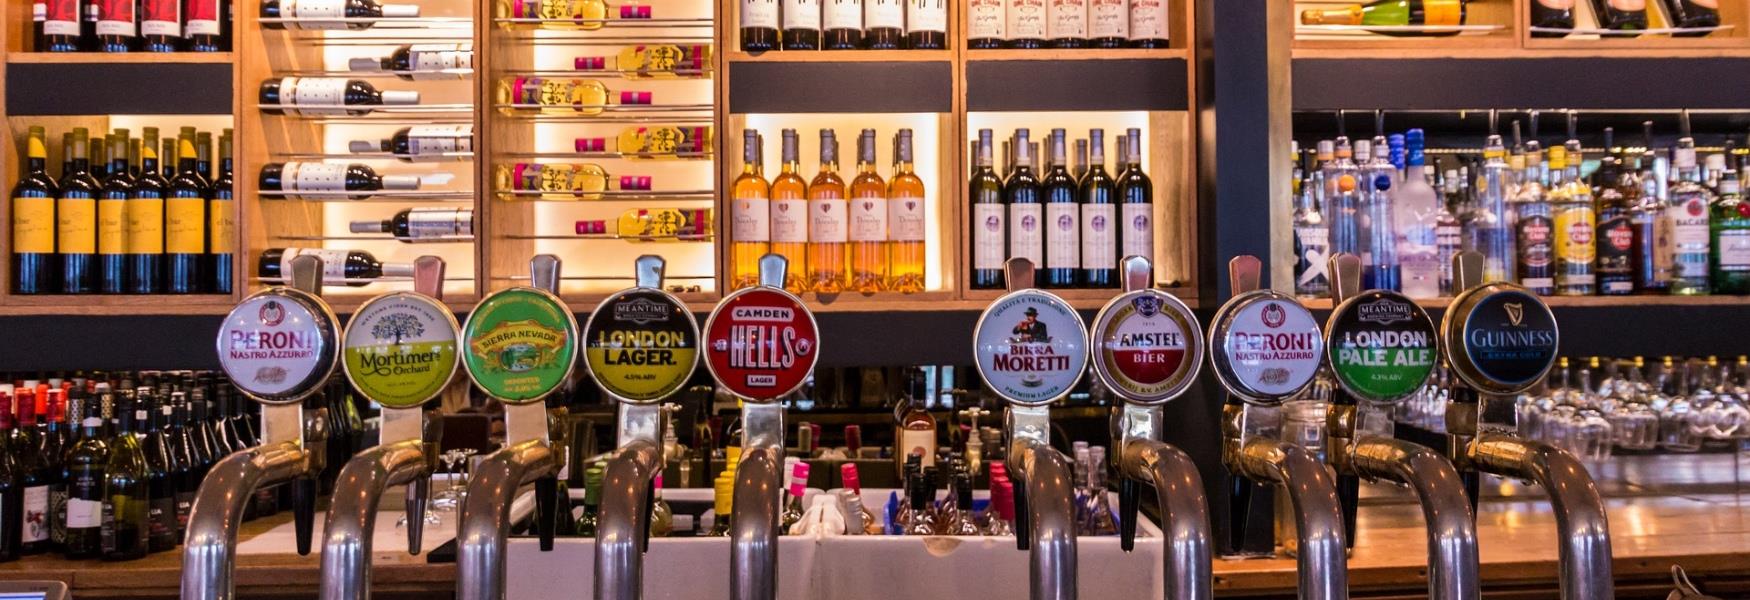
[1292,0,1750,54]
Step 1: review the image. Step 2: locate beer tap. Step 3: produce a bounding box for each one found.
[973,258,1088,600]
[457,255,576,600]
[1208,256,1348,600]
[320,256,458,600]
[587,256,700,600]
[1322,253,1479,600]
[184,254,337,600]
[1441,251,1613,600]
[701,254,820,600]
[1095,256,1212,600]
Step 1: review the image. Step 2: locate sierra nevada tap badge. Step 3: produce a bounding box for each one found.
[1327,291,1438,403]
[1090,290,1202,404]
[974,290,1089,406]
[584,289,699,403]
[461,287,578,403]
[342,292,460,409]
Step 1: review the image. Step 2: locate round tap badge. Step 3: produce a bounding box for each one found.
[1326,291,1438,404]
[1090,289,1203,405]
[973,290,1089,407]
[1208,291,1324,405]
[342,292,461,409]
[460,287,578,404]
[583,288,699,404]
[216,289,340,404]
[1447,284,1559,395]
[702,287,818,402]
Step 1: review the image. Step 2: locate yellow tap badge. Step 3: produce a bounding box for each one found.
[584,289,699,403]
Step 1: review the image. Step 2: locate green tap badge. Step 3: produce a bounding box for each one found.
[1326,291,1438,403]
[583,288,698,403]
[343,291,460,409]
[461,287,578,404]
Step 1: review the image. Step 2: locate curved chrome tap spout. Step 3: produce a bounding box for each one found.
[1232,438,1349,600]
[595,439,663,600]
[1121,439,1212,600]
[1350,438,1481,600]
[730,446,782,600]
[181,441,313,600]
[1010,437,1080,600]
[456,439,559,600]
[1471,434,1613,600]
[318,438,431,600]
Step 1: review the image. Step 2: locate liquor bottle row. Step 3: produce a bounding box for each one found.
[11,126,234,295]
[969,127,1154,290]
[1291,122,1750,299]
[729,128,928,294]
[966,0,1170,49]
[1302,0,1724,37]
[31,0,228,52]
[739,0,948,51]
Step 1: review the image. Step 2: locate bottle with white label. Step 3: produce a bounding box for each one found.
[1087,0,1126,47]
[968,0,1005,47]
[849,129,890,292]
[741,0,779,51]
[782,0,822,49]
[95,0,138,52]
[823,0,863,49]
[258,77,421,116]
[1127,0,1167,47]
[350,207,475,243]
[260,0,421,30]
[140,0,182,52]
[256,248,417,286]
[1116,129,1153,263]
[809,129,850,292]
[889,129,927,293]
[1005,0,1046,47]
[771,129,811,292]
[258,162,423,200]
[350,125,474,162]
[731,129,771,290]
[971,131,1007,289]
[865,0,903,48]
[348,44,473,80]
[905,0,946,48]
[1041,129,1081,288]
[1007,129,1044,270]
[63,392,107,559]
[1665,134,1714,295]
[1080,129,1118,288]
[1047,0,1087,47]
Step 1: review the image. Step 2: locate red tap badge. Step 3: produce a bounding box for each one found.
[702,287,819,402]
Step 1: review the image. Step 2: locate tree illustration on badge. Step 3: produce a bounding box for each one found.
[374,313,426,345]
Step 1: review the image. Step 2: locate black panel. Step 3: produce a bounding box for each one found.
[965,58,1189,111]
[728,61,952,113]
[1294,57,1750,111]
[7,63,233,115]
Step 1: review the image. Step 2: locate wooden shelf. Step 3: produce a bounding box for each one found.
[727,59,952,113]
[1299,294,1750,310]
[0,295,235,316]
[964,56,1189,111]
[724,49,953,63]
[1292,53,1750,109]
[6,52,235,64]
[964,47,1186,61]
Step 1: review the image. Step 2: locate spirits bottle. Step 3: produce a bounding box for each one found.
[894,367,936,469]
[1529,0,1573,37]
[1007,130,1044,271]
[1467,135,1515,284]
[849,130,889,293]
[1081,446,1117,536]
[57,129,101,295]
[348,44,473,80]
[574,126,713,158]
[494,162,651,200]
[1300,0,1465,28]
[902,472,935,535]
[1710,171,1750,294]
[970,130,1006,290]
[782,0,820,49]
[1324,137,1363,266]
[967,0,1004,47]
[1116,129,1153,265]
[1633,124,1670,294]
[905,0,946,49]
[259,78,420,116]
[1004,0,1045,47]
[771,129,811,292]
[1361,137,1400,291]
[575,208,713,240]
[864,0,902,48]
[1595,130,1639,296]
[1393,129,1440,298]
[1588,0,1646,32]
[809,130,850,292]
[101,402,148,560]
[42,392,68,549]
[258,162,421,200]
[256,248,416,286]
[779,462,809,532]
[741,0,779,51]
[1512,142,1554,295]
[261,0,419,29]
[838,464,881,534]
[97,133,132,294]
[349,208,474,243]
[1042,129,1081,288]
[1080,129,1118,289]
[12,126,58,295]
[888,129,927,293]
[496,0,654,30]
[1295,142,1330,298]
[574,44,712,79]
[1666,132,1714,295]
[499,77,652,116]
[823,0,863,49]
[1126,0,1166,47]
[351,125,474,162]
[1550,144,1597,296]
[1047,0,1086,47]
[732,129,771,291]
[1088,0,1125,47]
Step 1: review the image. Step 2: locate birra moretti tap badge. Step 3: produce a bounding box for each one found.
[974,290,1089,406]
[1328,292,1438,403]
[343,292,459,409]
[1211,293,1323,403]
[461,288,578,404]
[1091,291,1201,404]
[703,288,818,401]
[585,289,698,403]
[217,291,338,403]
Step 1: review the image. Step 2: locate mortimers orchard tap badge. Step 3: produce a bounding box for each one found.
[343,291,460,408]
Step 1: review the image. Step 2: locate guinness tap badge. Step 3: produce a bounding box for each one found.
[1445,283,1559,395]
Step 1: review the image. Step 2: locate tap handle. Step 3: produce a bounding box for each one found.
[1118,476,1139,552]
[1227,255,1260,296]
[635,254,666,289]
[1121,255,1153,293]
[534,475,558,552]
[1328,252,1362,303]
[414,255,446,299]
[1012,473,1031,551]
[293,476,317,556]
[290,254,324,296]
[1453,250,1484,291]
[531,254,562,294]
[406,474,429,555]
[1005,257,1036,292]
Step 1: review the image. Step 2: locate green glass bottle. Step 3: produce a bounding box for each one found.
[101,400,149,560]
[1710,171,1750,294]
[1299,0,1466,28]
[575,464,603,537]
[62,390,110,559]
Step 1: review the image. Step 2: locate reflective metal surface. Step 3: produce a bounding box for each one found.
[1010,436,1079,600]
[730,446,781,600]
[319,438,430,600]
[180,441,314,600]
[1471,434,1615,600]
[595,432,662,600]
[1121,437,1213,600]
[456,439,559,600]
[1232,439,1349,600]
[1349,438,1480,600]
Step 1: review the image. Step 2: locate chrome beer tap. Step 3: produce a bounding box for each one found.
[320,256,458,600]
[457,255,576,600]
[1322,253,1479,600]
[1208,256,1347,600]
[587,256,700,600]
[1096,256,1212,600]
[1442,251,1613,600]
[184,254,337,600]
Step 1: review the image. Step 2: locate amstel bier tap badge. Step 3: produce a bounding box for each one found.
[343,291,460,409]
[216,289,339,404]
[1090,289,1202,405]
[973,289,1089,407]
[1445,283,1559,395]
[702,287,818,402]
[584,289,699,403]
[1326,291,1438,404]
[1208,291,1324,405]
[461,287,578,404]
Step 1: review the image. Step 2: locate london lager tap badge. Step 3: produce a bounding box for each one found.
[461,287,578,404]
[1327,291,1438,403]
[703,288,818,402]
[584,289,699,403]
[343,292,460,409]
[1091,290,1202,404]
[974,290,1089,407]
[1209,292,1324,405]
[217,290,339,404]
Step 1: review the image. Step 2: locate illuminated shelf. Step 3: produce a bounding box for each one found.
[963,48,1186,61]
[1299,295,1750,310]
[725,49,953,63]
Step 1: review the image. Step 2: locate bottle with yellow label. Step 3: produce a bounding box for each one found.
[166,134,210,294]
[1550,143,1596,296]
[12,126,59,294]
[573,126,712,159]
[129,128,170,294]
[493,162,652,200]
[57,129,102,294]
[498,77,653,116]
[97,132,134,294]
[211,130,235,295]
[496,0,654,30]
[574,208,712,241]
[572,44,712,79]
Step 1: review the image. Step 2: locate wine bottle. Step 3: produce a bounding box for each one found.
[165,135,207,295]
[498,0,653,30]
[864,0,903,49]
[1006,129,1043,272]
[14,395,49,555]
[163,393,197,535]
[905,0,946,48]
[0,394,21,562]
[41,391,68,551]
[95,0,138,52]
[184,0,225,51]
[260,0,420,30]
[350,125,473,162]
[741,0,779,51]
[1662,0,1718,34]
[128,128,169,295]
[888,129,926,293]
[1116,128,1153,264]
[494,162,650,200]
[1004,0,1045,47]
[731,129,771,290]
[136,390,176,553]
[80,0,97,50]
[97,132,133,294]
[809,130,849,292]
[13,126,59,295]
[259,77,421,116]
[258,162,422,200]
[140,0,182,51]
[349,208,474,242]
[574,126,713,158]
[187,389,220,481]
[100,400,148,561]
[62,391,107,560]
[1080,129,1118,288]
[1588,0,1646,32]
[782,0,821,49]
[574,45,712,79]
[848,129,888,292]
[970,130,1005,290]
[1047,0,1085,48]
[210,131,234,295]
[40,0,83,51]
[256,248,416,286]
[574,208,713,241]
[823,0,863,49]
[1041,129,1080,288]
[498,77,653,116]
[57,129,102,295]
[771,129,811,292]
[348,44,473,80]
[1299,0,1466,29]
[967,0,1004,48]
[1088,0,1125,47]
[1127,0,1166,46]
[1529,0,1573,37]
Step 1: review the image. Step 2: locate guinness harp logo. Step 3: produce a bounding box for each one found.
[1505,302,1524,327]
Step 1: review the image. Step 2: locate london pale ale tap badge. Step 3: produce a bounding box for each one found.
[703,254,819,402]
[974,260,1089,407]
[1090,258,1202,405]
[1326,290,1439,404]
[1444,283,1559,395]
[343,291,460,409]
[461,285,579,404]
[584,256,699,404]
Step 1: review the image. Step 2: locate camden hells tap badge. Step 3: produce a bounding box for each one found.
[461,287,577,403]
[584,289,699,403]
[1091,290,1202,404]
[703,288,818,401]
[216,290,338,403]
[1210,293,1323,403]
[1327,292,1437,403]
[974,290,1089,406]
[343,292,459,409]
